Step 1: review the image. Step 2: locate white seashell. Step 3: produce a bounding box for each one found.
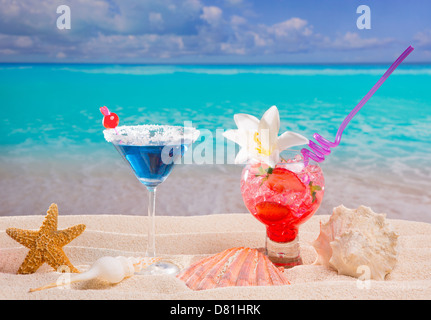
[29,256,161,292]
[312,205,399,281]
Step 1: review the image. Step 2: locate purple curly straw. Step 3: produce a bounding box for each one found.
[301,45,414,166]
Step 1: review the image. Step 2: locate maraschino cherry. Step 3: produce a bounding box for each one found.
[100,106,119,129]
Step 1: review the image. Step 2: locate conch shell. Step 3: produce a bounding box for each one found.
[312,205,399,281]
[29,256,161,292]
[177,247,289,290]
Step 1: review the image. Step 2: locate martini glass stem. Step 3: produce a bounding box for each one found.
[146,186,157,257]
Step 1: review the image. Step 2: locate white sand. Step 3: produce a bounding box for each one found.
[1,213,430,300]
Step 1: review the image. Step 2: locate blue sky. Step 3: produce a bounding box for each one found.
[0,0,430,63]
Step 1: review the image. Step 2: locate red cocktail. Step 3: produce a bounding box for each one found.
[241,153,324,267]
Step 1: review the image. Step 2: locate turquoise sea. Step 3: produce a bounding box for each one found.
[1,64,430,222]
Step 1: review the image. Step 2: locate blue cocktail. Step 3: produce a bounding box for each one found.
[113,144,188,187]
[104,125,199,275]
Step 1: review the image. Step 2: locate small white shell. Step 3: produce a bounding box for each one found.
[81,256,135,284]
[312,205,399,280]
[29,256,161,292]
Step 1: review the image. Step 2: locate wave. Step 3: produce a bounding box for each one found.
[57,65,431,76]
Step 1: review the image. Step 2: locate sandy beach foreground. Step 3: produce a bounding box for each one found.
[0,213,430,299]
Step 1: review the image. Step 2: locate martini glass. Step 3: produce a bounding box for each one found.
[104,124,200,275]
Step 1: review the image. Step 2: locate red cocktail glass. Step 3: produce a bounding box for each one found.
[241,151,324,267]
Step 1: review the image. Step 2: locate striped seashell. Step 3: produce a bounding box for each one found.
[177,247,290,290]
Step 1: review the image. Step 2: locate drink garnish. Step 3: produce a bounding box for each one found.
[256,201,292,222]
[223,106,309,167]
[309,181,322,203]
[266,167,306,193]
[100,106,119,130]
[254,165,273,178]
[253,163,273,186]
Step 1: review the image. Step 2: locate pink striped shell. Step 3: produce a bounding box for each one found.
[177,247,290,290]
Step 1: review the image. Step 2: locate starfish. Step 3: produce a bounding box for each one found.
[6,203,86,274]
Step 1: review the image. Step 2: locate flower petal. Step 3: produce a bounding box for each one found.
[267,150,280,168]
[234,147,250,164]
[266,150,280,167]
[260,106,280,136]
[277,131,309,150]
[223,129,243,146]
[224,105,308,166]
[234,113,259,131]
[258,106,279,152]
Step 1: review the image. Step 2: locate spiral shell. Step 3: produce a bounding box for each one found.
[29,256,161,292]
[312,205,399,280]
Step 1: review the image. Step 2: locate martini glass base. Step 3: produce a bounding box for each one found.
[135,261,180,276]
[265,235,303,268]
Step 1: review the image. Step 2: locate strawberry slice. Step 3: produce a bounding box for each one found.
[266,168,306,193]
[256,201,291,222]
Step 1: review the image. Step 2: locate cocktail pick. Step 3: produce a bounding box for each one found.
[29,256,162,292]
[301,46,414,166]
[100,106,120,133]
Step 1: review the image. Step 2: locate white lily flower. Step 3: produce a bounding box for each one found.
[223,105,309,167]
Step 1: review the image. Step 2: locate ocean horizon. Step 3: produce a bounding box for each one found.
[1,63,430,222]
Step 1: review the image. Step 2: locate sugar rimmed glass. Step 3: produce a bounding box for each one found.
[104,124,200,275]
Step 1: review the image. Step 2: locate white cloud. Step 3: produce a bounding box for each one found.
[230,15,246,26]
[0,0,20,16]
[0,48,15,55]
[14,36,33,48]
[414,29,431,48]
[224,0,243,6]
[332,32,394,50]
[0,0,410,62]
[79,33,186,60]
[183,0,202,11]
[0,0,205,36]
[251,32,267,47]
[268,18,309,37]
[220,42,245,55]
[200,6,223,26]
[149,12,163,28]
[245,18,320,54]
[0,1,319,61]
